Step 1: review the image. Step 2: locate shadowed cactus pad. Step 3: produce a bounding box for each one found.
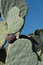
[0,62,5,65]
[0,21,8,47]
[1,0,28,20]
[29,35,42,52]
[6,6,24,34]
[0,49,7,64]
[5,39,38,65]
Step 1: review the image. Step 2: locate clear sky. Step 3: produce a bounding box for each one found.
[0,0,43,36]
[21,0,43,35]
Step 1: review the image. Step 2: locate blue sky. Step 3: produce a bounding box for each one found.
[21,0,43,35]
[0,0,43,36]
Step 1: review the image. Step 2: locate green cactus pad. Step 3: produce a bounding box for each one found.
[0,21,8,47]
[29,35,42,52]
[0,62,5,65]
[1,0,28,20]
[5,39,38,65]
[6,6,24,34]
[38,61,43,65]
[41,53,43,61]
[15,0,28,17]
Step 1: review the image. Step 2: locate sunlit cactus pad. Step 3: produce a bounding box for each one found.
[1,0,28,20]
[6,6,24,34]
[5,39,38,65]
[0,21,8,47]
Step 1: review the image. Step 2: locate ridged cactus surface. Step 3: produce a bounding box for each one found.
[1,0,28,20]
[28,35,42,52]
[6,6,24,34]
[34,29,43,42]
[5,39,38,65]
[0,21,8,47]
[15,0,28,17]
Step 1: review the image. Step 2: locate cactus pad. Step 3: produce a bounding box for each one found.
[0,62,5,65]
[1,0,28,20]
[38,61,43,65]
[5,39,38,65]
[6,6,24,34]
[0,21,8,47]
[41,53,43,61]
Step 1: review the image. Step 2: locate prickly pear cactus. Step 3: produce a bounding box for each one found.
[0,62,5,65]
[15,0,28,17]
[29,35,42,52]
[6,6,24,34]
[0,0,1,13]
[38,61,43,65]
[41,53,43,61]
[0,21,8,47]
[0,48,7,65]
[1,0,28,20]
[38,53,43,65]
[5,39,38,65]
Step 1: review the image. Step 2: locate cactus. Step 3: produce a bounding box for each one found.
[6,6,24,34]
[38,61,43,65]
[38,54,43,65]
[5,39,38,65]
[1,0,28,20]
[40,53,43,61]
[15,0,28,17]
[0,21,8,47]
[0,48,7,65]
[0,62,5,65]
[0,0,1,13]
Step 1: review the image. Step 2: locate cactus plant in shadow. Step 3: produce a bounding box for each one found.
[0,48,6,65]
